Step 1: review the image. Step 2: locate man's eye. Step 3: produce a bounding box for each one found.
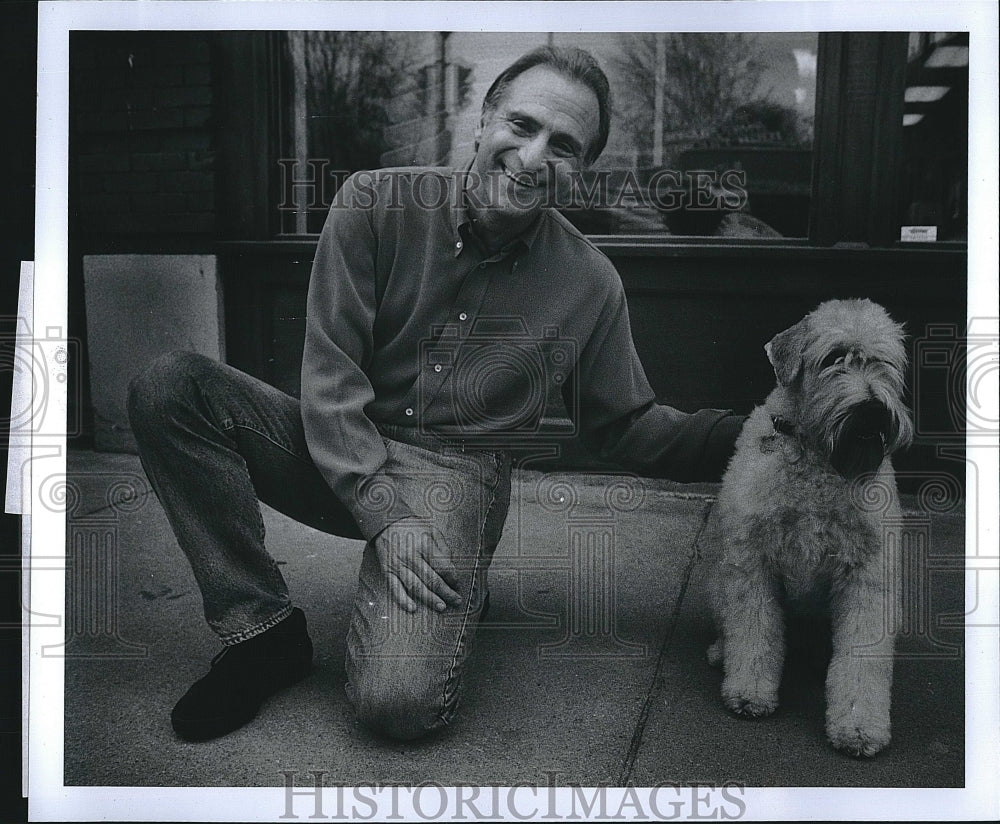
[552,142,577,158]
[508,119,530,135]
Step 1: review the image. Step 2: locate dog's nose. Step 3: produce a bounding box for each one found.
[853,399,892,438]
[831,400,891,480]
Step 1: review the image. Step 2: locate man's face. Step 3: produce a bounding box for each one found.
[469,65,600,227]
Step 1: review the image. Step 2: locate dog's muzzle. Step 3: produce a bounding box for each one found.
[830,399,892,480]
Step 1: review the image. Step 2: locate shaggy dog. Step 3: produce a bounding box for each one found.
[707,299,913,757]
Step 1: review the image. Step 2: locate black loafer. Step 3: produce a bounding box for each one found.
[171,607,313,741]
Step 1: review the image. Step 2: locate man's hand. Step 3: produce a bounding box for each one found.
[373,518,463,613]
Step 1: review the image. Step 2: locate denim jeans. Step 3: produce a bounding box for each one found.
[127,352,511,740]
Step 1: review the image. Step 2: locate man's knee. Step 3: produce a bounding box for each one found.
[348,668,454,741]
[127,351,214,430]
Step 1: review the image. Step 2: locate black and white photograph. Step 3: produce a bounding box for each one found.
[4,1,998,821]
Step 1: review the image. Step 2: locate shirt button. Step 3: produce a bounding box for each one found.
[459,312,468,321]
[433,364,443,372]
[405,408,414,417]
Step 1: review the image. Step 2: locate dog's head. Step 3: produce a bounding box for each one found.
[765,299,913,479]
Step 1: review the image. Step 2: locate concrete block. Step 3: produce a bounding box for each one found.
[83,254,224,452]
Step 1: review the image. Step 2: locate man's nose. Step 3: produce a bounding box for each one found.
[517,134,549,171]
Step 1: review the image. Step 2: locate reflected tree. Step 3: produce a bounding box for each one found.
[288,31,421,174]
[611,33,777,165]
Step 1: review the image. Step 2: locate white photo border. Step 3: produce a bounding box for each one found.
[32,1,999,821]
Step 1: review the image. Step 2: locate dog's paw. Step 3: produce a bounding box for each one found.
[826,720,890,758]
[722,688,778,718]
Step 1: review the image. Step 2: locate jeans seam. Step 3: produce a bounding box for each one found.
[228,421,318,467]
[222,421,294,610]
[438,453,503,724]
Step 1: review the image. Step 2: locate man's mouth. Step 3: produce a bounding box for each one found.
[503,167,537,189]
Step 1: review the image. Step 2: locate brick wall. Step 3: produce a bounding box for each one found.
[71,32,216,245]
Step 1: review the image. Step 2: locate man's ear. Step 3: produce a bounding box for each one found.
[764,318,808,386]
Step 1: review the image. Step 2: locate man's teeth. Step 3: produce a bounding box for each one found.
[504,168,535,187]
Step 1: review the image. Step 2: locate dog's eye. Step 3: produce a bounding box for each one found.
[820,348,848,370]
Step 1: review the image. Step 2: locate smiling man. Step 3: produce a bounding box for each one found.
[128,46,744,743]
[465,54,605,246]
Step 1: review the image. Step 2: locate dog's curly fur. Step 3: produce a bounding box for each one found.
[707,299,913,757]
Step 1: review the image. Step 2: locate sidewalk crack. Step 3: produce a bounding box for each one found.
[617,498,714,786]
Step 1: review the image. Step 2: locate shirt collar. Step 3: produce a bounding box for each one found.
[449,167,547,258]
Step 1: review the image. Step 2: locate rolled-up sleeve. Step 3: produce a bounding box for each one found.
[565,283,744,483]
[300,173,415,538]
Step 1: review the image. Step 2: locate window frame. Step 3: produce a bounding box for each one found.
[216,30,969,253]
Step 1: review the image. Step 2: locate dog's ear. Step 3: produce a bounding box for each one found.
[765,319,808,385]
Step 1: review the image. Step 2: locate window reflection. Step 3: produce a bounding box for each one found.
[899,32,968,243]
[573,33,815,238]
[279,32,817,238]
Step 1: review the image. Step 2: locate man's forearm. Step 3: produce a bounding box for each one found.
[593,402,746,483]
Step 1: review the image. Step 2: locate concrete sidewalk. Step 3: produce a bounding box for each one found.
[62,450,964,789]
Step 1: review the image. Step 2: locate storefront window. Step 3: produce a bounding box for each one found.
[277,31,817,238]
[898,32,969,243]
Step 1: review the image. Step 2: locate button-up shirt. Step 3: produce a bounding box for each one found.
[302,167,742,539]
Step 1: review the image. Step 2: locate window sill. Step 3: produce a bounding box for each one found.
[218,236,967,262]
[589,235,967,260]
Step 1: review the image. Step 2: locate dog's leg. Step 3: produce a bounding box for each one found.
[717,563,785,717]
[825,551,897,757]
